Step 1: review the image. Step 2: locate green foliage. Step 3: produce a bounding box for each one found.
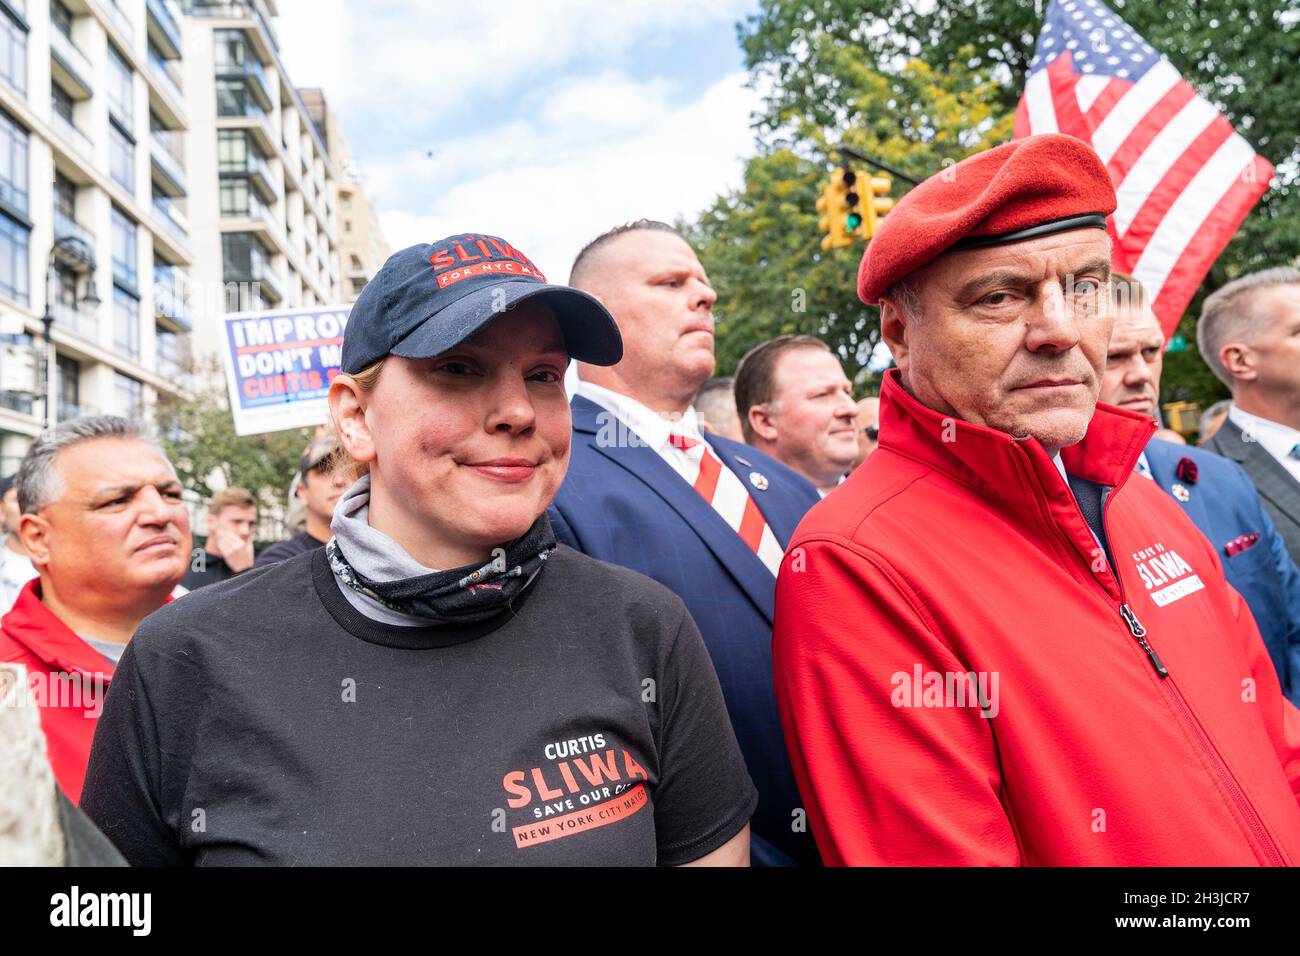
[154,358,311,511]
[689,51,1013,388]
[694,0,1299,403]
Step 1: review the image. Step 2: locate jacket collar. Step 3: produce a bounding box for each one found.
[878,369,1155,574]
[880,368,1154,489]
[1,579,116,680]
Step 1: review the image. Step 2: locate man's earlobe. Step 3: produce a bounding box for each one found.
[17,514,50,568]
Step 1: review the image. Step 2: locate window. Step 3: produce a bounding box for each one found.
[50,82,74,124]
[107,44,133,125]
[113,286,139,359]
[216,79,253,117]
[213,29,251,71]
[0,8,26,95]
[56,355,81,421]
[351,277,367,295]
[52,263,76,308]
[0,205,28,305]
[156,325,180,377]
[0,110,27,214]
[219,178,254,217]
[341,196,352,211]
[114,372,143,419]
[217,128,249,172]
[349,254,362,270]
[50,0,73,39]
[111,206,137,290]
[54,172,75,219]
[343,220,352,233]
[109,120,133,192]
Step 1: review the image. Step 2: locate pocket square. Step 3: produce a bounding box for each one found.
[1224,532,1261,557]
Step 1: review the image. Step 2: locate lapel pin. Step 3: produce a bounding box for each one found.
[1171,482,1191,502]
[735,456,752,467]
[749,471,769,491]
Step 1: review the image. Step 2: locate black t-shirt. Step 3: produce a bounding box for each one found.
[81,546,757,866]
[254,530,326,568]
[179,550,238,591]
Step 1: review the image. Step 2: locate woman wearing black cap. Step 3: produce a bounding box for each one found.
[81,235,757,866]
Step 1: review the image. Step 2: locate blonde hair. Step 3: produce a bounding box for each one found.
[210,487,256,517]
[331,358,386,480]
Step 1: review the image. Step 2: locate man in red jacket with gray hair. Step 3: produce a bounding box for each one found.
[772,134,1300,865]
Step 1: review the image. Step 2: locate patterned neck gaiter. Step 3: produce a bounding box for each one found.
[327,477,557,625]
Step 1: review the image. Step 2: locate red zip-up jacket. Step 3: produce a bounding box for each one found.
[0,579,116,803]
[773,369,1300,866]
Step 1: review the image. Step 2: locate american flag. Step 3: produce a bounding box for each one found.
[1014,0,1274,336]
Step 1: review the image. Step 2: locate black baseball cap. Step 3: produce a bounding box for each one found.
[340,233,622,373]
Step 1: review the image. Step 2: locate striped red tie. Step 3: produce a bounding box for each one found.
[668,433,784,576]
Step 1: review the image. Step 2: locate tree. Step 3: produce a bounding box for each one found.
[154,357,312,516]
[689,51,1013,386]
[700,0,1299,409]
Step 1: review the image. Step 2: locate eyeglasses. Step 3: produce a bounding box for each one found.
[863,425,879,442]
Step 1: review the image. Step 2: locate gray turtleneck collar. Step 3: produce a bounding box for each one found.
[328,475,436,627]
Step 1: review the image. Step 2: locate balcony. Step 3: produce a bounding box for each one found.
[50,27,93,99]
[152,194,188,236]
[147,46,184,102]
[51,300,101,344]
[187,1,278,56]
[150,129,187,196]
[225,246,283,304]
[221,149,276,202]
[52,209,96,259]
[147,0,183,58]
[216,56,271,110]
[106,0,134,44]
[0,391,35,416]
[217,92,275,153]
[153,265,191,330]
[50,111,95,164]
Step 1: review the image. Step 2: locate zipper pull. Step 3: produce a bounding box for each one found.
[1120,603,1168,678]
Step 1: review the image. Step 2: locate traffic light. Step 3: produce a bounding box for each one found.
[861,173,894,238]
[816,168,859,251]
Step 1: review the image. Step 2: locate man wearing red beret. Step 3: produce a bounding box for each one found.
[772,134,1300,865]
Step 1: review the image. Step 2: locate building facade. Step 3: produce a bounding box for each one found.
[0,0,387,476]
[300,85,389,303]
[0,0,194,474]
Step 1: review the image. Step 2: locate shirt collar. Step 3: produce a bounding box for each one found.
[573,378,702,451]
[1228,406,1300,460]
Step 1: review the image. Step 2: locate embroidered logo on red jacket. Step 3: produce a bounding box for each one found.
[1129,542,1204,607]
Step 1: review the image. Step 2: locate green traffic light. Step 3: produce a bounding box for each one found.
[847,213,862,230]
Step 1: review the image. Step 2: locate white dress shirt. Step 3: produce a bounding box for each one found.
[1228,406,1300,484]
[574,379,706,486]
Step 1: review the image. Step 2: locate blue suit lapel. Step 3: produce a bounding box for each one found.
[1144,441,1215,544]
[571,395,777,621]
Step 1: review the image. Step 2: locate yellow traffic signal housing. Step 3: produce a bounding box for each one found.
[862,173,894,238]
[816,170,855,251]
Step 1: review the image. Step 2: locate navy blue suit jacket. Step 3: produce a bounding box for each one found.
[1144,438,1300,704]
[548,394,823,866]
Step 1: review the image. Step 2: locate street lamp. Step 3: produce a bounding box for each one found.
[41,235,99,430]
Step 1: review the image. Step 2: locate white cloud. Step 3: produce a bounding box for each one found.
[273,0,762,280]
[275,0,753,125]
[374,69,760,281]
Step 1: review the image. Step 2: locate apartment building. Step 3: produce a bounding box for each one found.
[181,0,343,364]
[0,0,388,473]
[300,85,389,303]
[0,0,193,474]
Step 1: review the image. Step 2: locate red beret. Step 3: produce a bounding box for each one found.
[857,134,1117,305]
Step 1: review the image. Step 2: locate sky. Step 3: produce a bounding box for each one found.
[274,0,764,283]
